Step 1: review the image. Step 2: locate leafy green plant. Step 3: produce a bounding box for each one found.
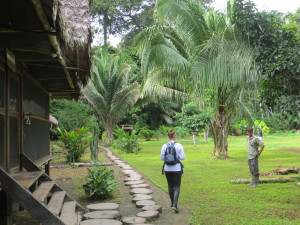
[156,125,170,138]
[83,165,115,200]
[112,127,142,154]
[232,119,248,135]
[57,127,90,162]
[174,126,190,138]
[138,126,155,141]
[254,120,270,135]
[50,99,97,132]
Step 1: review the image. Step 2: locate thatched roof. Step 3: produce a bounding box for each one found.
[0,0,92,99]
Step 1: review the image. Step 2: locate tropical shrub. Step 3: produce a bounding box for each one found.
[138,126,155,141]
[254,120,270,135]
[174,126,190,138]
[232,119,270,135]
[232,119,248,135]
[156,125,170,138]
[83,165,115,200]
[57,127,90,162]
[112,127,142,154]
[50,99,97,132]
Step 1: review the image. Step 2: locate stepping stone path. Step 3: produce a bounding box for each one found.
[98,146,162,224]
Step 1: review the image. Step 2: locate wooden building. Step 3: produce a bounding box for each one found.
[0,0,91,224]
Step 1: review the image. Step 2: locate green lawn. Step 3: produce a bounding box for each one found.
[112,134,300,225]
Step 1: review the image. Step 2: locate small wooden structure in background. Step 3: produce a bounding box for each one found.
[121,125,133,135]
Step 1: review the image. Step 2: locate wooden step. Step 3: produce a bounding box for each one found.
[47,191,66,215]
[11,171,43,189]
[32,181,55,202]
[60,201,76,225]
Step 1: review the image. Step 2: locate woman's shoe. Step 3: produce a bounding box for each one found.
[172,206,179,213]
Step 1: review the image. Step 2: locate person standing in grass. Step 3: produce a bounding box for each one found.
[247,127,264,187]
[257,127,263,141]
[161,128,185,213]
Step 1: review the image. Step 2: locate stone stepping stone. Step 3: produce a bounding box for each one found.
[124,177,142,182]
[142,205,162,212]
[125,180,145,186]
[136,210,159,220]
[122,170,137,175]
[130,188,153,195]
[83,210,120,219]
[136,200,156,208]
[122,216,146,225]
[122,165,132,168]
[132,194,153,203]
[80,219,122,225]
[86,203,119,211]
[127,174,142,178]
[131,183,149,188]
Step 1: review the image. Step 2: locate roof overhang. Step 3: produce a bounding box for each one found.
[0,0,92,99]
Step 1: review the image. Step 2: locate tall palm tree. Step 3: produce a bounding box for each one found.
[82,53,141,145]
[135,0,258,157]
[191,36,257,157]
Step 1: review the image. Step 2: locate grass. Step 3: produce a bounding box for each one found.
[111,134,300,225]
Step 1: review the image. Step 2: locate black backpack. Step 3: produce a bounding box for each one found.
[164,142,179,165]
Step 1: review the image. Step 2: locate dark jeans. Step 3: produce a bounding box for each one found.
[165,171,182,208]
[248,157,259,176]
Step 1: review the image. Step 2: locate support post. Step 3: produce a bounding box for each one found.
[0,190,12,225]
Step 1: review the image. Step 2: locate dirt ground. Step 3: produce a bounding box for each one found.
[11,149,192,225]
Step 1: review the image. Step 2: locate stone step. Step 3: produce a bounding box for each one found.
[125,180,145,186]
[136,210,160,220]
[86,203,119,211]
[142,205,162,212]
[136,200,156,208]
[132,194,153,203]
[80,219,122,225]
[130,188,153,195]
[122,216,146,225]
[83,210,120,220]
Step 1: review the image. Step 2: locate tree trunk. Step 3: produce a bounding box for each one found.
[103,10,108,48]
[105,125,113,146]
[211,106,231,158]
[230,177,297,184]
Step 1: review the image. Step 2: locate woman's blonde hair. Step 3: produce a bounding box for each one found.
[167,128,176,139]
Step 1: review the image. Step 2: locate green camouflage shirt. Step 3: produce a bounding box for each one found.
[247,135,264,159]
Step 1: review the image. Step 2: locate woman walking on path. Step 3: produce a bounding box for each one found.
[161,128,186,213]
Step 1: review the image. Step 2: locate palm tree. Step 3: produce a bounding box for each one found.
[135,0,258,157]
[82,53,141,145]
[191,36,257,157]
